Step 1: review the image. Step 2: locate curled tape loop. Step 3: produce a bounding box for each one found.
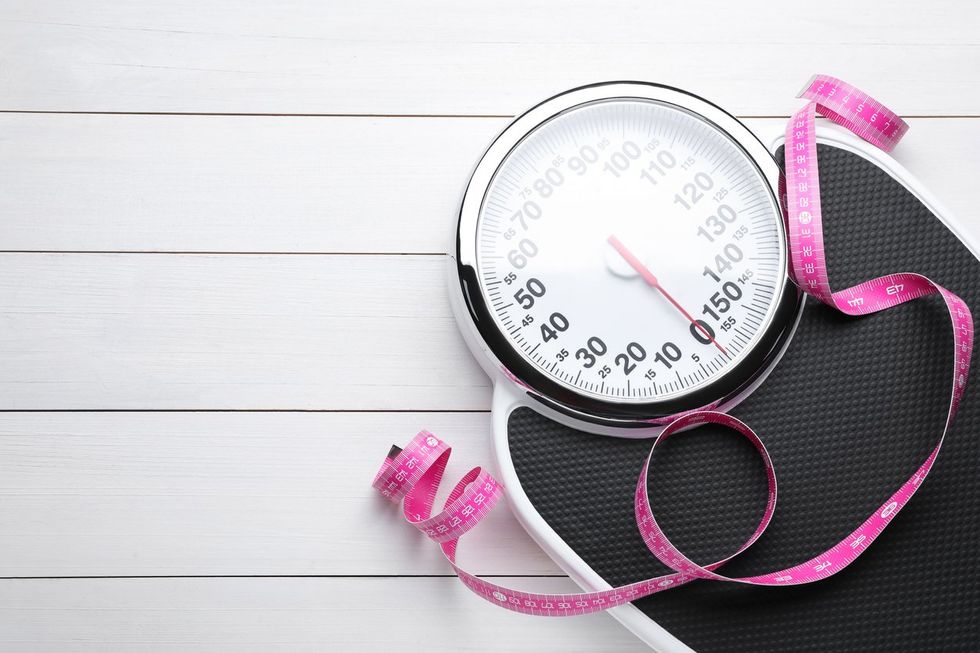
[372,75,973,615]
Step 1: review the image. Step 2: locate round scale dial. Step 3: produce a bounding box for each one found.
[473,96,788,404]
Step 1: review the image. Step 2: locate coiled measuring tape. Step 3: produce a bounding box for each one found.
[372,75,973,616]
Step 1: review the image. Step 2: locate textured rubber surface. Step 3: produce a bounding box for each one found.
[508,144,979,652]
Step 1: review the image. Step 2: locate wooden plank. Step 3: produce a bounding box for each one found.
[0,577,648,651]
[0,253,490,410]
[1,116,976,253]
[0,113,506,254]
[0,1,976,114]
[0,412,561,577]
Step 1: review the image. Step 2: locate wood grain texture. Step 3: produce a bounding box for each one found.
[0,577,648,652]
[0,113,506,254]
[0,412,561,577]
[2,1,979,650]
[0,253,490,410]
[0,116,976,253]
[1,1,977,115]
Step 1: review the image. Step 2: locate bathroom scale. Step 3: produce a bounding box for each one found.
[427,79,979,651]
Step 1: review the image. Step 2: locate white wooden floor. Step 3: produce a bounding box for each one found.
[0,2,977,650]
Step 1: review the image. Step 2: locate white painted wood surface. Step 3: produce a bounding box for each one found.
[0,254,490,410]
[0,1,977,650]
[0,578,646,652]
[1,1,977,115]
[1,117,975,254]
[0,412,560,576]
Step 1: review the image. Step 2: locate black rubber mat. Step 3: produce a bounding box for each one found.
[508,143,980,652]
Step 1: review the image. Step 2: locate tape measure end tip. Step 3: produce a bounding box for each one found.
[796,73,821,99]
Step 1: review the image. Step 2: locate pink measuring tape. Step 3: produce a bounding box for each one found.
[372,75,974,616]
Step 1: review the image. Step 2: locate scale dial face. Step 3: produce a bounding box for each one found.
[457,83,798,421]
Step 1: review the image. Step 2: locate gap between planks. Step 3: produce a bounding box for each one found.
[1,110,978,119]
[0,409,489,413]
[0,574,566,580]
[0,251,448,255]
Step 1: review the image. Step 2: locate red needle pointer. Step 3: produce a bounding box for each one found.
[607,234,728,355]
